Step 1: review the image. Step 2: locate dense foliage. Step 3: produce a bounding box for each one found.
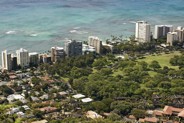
[40,49,184,121]
[170,54,184,68]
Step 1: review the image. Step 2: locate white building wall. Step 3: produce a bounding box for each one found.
[1,50,12,71]
[88,36,102,54]
[167,32,178,46]
[16,48,29,68]
[135,21,151,43]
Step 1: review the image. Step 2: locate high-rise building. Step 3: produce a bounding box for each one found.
[175,26,184,42]
[102,43,114,53]
[88,36,102,54]
[11,55,17,70]
[135,21,151,43]
[167,32,178,46]
[51,47,65,62]
[1,50,12,71]
[16,48,29,68]
[65,40,82,57]
[29,52,39,66]
[39,54,51,64]
[82,44,96,55]
[154,25,173,39]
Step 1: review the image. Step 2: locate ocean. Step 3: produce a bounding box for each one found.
[0,0,184,54]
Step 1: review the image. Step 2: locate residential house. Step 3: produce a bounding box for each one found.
[39,106,57,113]
[81,98,93,103]
[86,110,103,119]
[72,94,85,99]
[7,94,26,103]
[40,94,49,100]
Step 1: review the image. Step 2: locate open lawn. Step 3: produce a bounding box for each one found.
[138,51,181,69]
[148,71,157,77]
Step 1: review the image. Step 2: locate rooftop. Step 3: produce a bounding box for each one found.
[163,106,183,115]
[155,25,173,27]
[144,117,158,123]
[72,94,85,99]
[168,32,178,35]
[86,110,103,119]
[82,44,96,52]
[18,48,28,52]
[137,21,148,24]
[88,36,100,40]
[51,46,64,50]
[29,52,38,55]
[59,91,68,96]
[102,43,114,47]
[81,98,93,103]
[178,110,184,118]
[154,110,164,116]
[7,94,24,100]
[39,107,57,113]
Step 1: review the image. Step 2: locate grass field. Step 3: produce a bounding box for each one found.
[138,51,181,69]
[113,51,181,77]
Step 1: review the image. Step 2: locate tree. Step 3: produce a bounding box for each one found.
[107,113,121,121]
[111,101,132,115]
[91,101,108,113]
[100,68,112,76]
[73,77,88,92]
[102,98,113,112]
[0,85,14,96]
[92,58,108,69]
[149,60,161,71]
[31,77,42,85]
[33,110,43,119]
[131,109,146,119]
[170,54,184,68]
[171,79,184,87]
[158,81,171,89]
[70,67,92,79]
[171,87,184,95]
[84,81,103,100]
[0,71,9,81]
[138,61,148,71]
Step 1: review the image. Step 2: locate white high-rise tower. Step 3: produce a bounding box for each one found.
[16,48,29,68]
[135,21,151,43]
[88,36,102,54]
[1,50,12,71]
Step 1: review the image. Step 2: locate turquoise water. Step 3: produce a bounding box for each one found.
[0,0,184,53]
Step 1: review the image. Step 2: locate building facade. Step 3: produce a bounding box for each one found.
[167,32,178,46]
[65,40,82,57]
[16,48,29,68]
[40,54,51,64]
[88,36,102,54]
[175,26,184,42]
[135,21,151,43]
[11,55,17,70]
[29,52,39,66]
[1,50,12,71]
[154,25,173,39]
[82,44,96,55]
[51,47,65,62]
